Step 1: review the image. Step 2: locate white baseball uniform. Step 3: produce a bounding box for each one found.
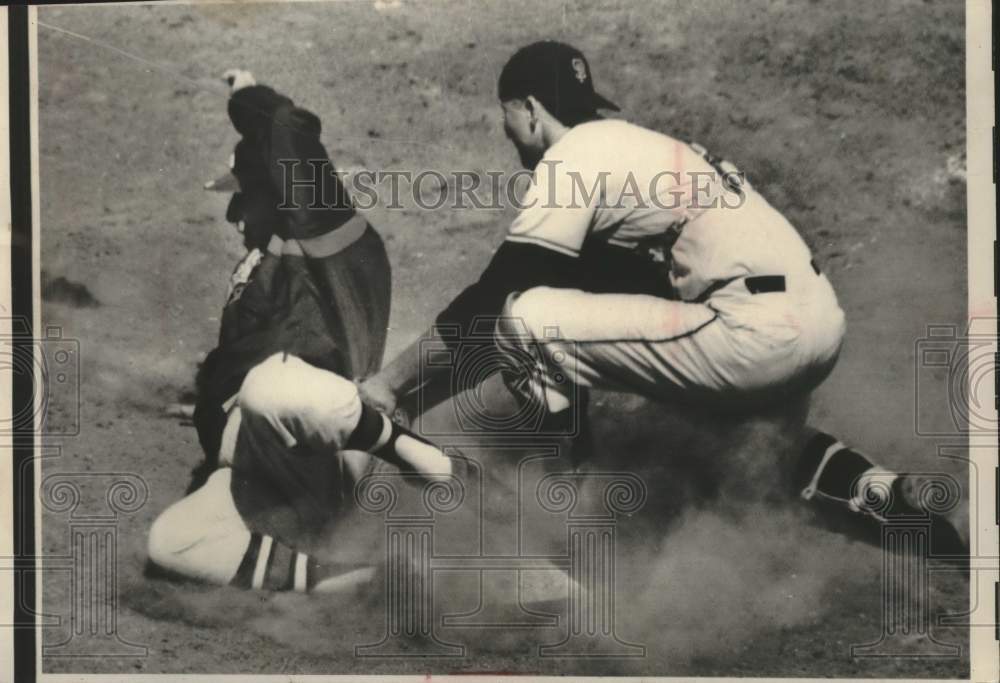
[496,118,846,412]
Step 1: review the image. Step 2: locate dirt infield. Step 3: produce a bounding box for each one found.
[37,0,968,676]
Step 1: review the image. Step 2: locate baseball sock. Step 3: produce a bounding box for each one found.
[797,431,910,516]
[797,432,877,501]
[797,432,968,554]
[229,532,374,593]
[346,403,452,481]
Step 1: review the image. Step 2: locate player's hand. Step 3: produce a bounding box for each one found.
[358,374,399,416]
[222,68,256,93]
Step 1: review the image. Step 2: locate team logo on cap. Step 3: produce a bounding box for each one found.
[571,57,588,83]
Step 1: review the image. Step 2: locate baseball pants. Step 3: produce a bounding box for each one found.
[149,353,376,582]
[495,269,846,414]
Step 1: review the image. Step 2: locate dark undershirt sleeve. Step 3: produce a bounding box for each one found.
[435,240,580,346]
[267,105,355,240]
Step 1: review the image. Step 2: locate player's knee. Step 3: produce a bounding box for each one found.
[239,353,345,421]
[318,376,364,442]
[239,353,362,452]
[147,470,249,583]
[147,503,248,585]
[244,356,362,449]
[238,353,293,420]
[501,287,555,340]
[147,500,193,570]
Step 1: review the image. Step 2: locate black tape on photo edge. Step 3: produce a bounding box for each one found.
[9,4,36,682]
[995,580,999,642]
[994,240,998,299]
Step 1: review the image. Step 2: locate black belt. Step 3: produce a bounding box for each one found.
[691,274,785,302]
[692,259,821,302]
[744,275,785,294]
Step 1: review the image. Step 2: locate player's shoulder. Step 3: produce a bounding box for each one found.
[553,118,677,157]
[561,117,635,142]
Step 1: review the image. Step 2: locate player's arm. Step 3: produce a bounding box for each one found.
[361,160,594,413]
[436,157,593,341]
[267,104,357,239]
[226,81,356,242]
[365,239,581,410]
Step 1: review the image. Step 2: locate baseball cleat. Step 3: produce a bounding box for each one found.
[891,472,969,556]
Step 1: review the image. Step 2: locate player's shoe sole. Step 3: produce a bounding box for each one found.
[312,566,378,594]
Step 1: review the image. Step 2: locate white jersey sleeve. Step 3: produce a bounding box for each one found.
[505,157,595,257]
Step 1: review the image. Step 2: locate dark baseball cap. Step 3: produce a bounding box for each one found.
[497,41,620,119]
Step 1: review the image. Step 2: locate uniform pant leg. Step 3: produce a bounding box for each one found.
[496,287,727,412]
[497,284,851,414]
[147,468,251,584]
[494,287,826,507]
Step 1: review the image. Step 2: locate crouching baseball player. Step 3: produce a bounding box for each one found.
[361,42,967,549]
[147,73,453,592]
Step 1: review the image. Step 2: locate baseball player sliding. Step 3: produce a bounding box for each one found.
[360,41,967,549]
[189,69,395,491]
[147,73,451,594]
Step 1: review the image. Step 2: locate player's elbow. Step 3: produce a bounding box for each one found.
[238,353,289,419]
